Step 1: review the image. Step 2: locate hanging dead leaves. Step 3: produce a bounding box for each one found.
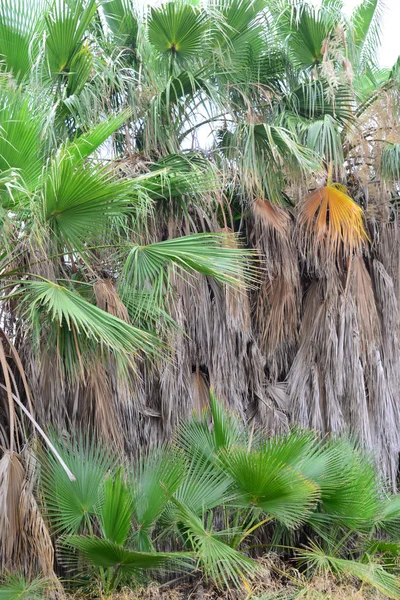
[298,183,368,265]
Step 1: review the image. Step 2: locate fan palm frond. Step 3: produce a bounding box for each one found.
[132,448,186,548]
[19,280,161,369]
[170,496,258,588]
[39,431,116,535]
[42,152,131,250]
[219,445,319,528]
[66,536,192,574]
[381,143,400,183]
[148,1,208,65]
[99,0,138,49]
[121,233,256,310]
[45,0,97,75]
[282,3,340,70]
[0,85,45,199]
[350,0,383,70]
[66,108,132,164]
[0,0,46,80]
[298,183,367,258]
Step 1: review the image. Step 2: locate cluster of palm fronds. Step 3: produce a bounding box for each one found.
[1,0,400,590]
[3,396,400,599]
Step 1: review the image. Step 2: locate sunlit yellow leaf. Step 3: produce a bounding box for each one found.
[298,184,368,257]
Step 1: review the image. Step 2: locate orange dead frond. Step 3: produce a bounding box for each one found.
[298,185,368,258]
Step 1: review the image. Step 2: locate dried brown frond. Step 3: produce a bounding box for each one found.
[85,363,125,452]
[191,367,210,417]
[220,227,252,335]
[252,197,291,236]
[348,256,380,351]
[18,449,56,579]
[289,278,345,432]
[94,279,130,322]
[0,450,25,567]
[250,196,300,380]
[256,381,289,434]
[297,185,368,260]
[257,275,299,374]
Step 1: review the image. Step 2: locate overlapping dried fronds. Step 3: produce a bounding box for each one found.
[252,198,300,379]
[0,448,56,579]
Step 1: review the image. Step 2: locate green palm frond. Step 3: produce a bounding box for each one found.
[365,539,400,564]
[262,431,379,531]
[209,392,245,450]
[45,0,97,75]
[381,143,400,183]
[66,41,93,97]
[350,0,383,69]
[148,1,208,64]
[282,3,340,70]
[288,81,355,125]
[156,69,208,109]
[20,280,161,364]
[66,108,132,165]
[375,495,400,539]
[120,288,178,331]
[136,157,219,203]
[120,233,256,310]
[0,0,46,80]
[0,85,44,200]
[216,0,266,40]
[213,0,265,70]
[321,0,344,9]
[42,153,131,249]
[66,536,192,574]
[220,123,320,203]
[176,411,218,462]
[100,469,133,546]
[170,496,258,588]
[353,66,390,103]
[169,453,233,517]
[310,438,379,531]
[39,431,116,535]
[0,573,52,600]
[176,393,246,468]
[304,114,344,167]
[219,446,319,528]
[99,0,138,48]
[132,448,186,541]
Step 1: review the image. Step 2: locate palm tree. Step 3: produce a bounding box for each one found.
[1,0,400,580]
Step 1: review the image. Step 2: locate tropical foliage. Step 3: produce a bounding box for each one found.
[1,0,400,596]
[3,397,400,598]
